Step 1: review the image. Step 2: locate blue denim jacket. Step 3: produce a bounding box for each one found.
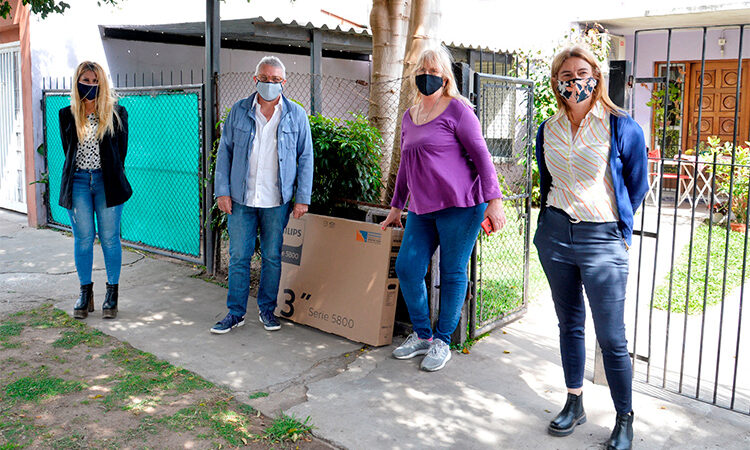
[214,92,313,205]
[536,111,649,245]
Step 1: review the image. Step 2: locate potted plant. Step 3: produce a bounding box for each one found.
[705,136,749,231]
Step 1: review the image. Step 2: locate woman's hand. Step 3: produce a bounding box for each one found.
[485,198,506,232]
[380,207,404,230]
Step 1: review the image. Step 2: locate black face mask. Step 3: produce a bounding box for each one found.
[415,74,444,96]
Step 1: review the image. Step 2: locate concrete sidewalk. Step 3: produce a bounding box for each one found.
[1,210,748,449]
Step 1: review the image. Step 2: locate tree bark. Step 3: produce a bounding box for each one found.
[383,0,442,201]
[369,0,411,203]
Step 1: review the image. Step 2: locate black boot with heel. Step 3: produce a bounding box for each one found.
[606,411,634,450]
[73,283,94,319]
[102,283,118,319]
[548,392,586,437]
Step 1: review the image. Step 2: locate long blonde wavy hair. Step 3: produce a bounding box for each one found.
[550,45,623,116]
[411,45,472,108]
[69,61,120,141]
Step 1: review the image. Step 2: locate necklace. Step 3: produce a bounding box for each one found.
[419,98,440,124]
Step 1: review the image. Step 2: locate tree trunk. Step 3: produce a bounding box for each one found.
[369,0,411,203]
[383,0,442,202]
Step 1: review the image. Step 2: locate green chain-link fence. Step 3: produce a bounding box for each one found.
[43,86,204,259]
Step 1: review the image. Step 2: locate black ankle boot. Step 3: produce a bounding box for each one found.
[606,411,634,450]
[548,392,586,437]
[73,283,94,319]
[102,283,118,319]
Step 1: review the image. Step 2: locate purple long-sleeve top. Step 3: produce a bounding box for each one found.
[391,98,502,214]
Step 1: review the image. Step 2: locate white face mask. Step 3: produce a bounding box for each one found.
[256,81,283,101]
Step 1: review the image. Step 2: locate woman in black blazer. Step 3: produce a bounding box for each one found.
[59,61,131,320]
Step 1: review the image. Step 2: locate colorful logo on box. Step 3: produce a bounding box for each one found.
[356,230,382,244]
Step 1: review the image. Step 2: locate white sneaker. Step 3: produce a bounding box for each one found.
[420,339,451,371]
[392,332,432,359]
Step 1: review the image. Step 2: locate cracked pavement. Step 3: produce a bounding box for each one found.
[1,210,749,449]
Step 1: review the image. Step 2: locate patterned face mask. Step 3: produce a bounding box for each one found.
[556,76,598,103]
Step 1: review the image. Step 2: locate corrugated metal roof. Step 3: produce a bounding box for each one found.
[104,16,511,55]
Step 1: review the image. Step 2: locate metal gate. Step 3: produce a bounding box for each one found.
[469,73,534,338]
[0,43,25,213]
[43,84,205,263]
[630,24,749,415]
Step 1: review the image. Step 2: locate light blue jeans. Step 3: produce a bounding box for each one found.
[396,204,486,344]
[226,201,291,317]
[67,170,123,286]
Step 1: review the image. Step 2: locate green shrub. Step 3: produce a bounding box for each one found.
[309,114,383,216]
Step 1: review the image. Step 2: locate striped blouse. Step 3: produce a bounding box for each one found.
[543,102,618,222]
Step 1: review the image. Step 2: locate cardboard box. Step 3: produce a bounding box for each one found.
[274,213,402,346]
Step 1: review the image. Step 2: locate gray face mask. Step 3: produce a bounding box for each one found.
[256,81,283,101]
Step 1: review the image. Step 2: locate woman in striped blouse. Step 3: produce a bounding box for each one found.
[533,45,648,450]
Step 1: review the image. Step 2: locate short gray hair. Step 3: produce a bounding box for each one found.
[255,56,286,78]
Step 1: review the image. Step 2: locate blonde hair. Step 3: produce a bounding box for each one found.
[411,46,472,108]
[550,45,623,116]
[70,61,120,141]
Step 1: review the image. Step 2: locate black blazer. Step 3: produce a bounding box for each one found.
[58,104,132,209]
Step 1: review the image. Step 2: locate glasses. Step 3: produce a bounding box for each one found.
[256,76,284,83]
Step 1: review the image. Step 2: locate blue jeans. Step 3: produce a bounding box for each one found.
[67,170,123,286]
[534,206,632,414]
[396,204,486,344]
[226,201,291,317]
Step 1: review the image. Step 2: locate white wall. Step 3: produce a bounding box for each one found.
[624,27,750,145]
[28,0,370,155]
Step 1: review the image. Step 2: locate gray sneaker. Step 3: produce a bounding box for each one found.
[392,332,432,359]
[420,339,451,371]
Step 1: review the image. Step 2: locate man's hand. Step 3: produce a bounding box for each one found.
[292,203,308,219]
[217,196,232,215]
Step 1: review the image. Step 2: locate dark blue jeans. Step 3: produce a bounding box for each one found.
[396,204,486,344]
[533,206,632,414]
[226,201,291,318]
[67,169,123,286]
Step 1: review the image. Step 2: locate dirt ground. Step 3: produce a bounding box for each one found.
[0,305,334,449]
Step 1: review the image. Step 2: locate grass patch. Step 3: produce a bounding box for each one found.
[248,391,269,400]
[52,329,107,349]
[160,400,256,447]
[100,345,212,411]
[47,432,86,449]
[4,366,84,402]
[654,222,747,314]
[0,322,22,337]
[0,341,21,349]
[23,305,76,329]
[475,207,544,323]
[261,414,313,444]
[0,415,39,448]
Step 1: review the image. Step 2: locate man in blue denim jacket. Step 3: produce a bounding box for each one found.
[211,56,313,334]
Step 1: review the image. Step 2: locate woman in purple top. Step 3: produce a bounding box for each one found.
[381,46,506,372]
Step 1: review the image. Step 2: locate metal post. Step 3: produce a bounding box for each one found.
[679,26,708,394]
[714,24,744,405]
[204,0,220,274]
[310,30,323,115]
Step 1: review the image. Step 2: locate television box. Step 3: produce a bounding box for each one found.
[275,213,402,346]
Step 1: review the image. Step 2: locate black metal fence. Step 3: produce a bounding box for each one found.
[630,24,749,415]
[469,73,535,338]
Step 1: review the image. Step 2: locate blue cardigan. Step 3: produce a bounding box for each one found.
[535,112,649,245]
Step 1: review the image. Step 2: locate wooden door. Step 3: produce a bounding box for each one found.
[685,60,750,151]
